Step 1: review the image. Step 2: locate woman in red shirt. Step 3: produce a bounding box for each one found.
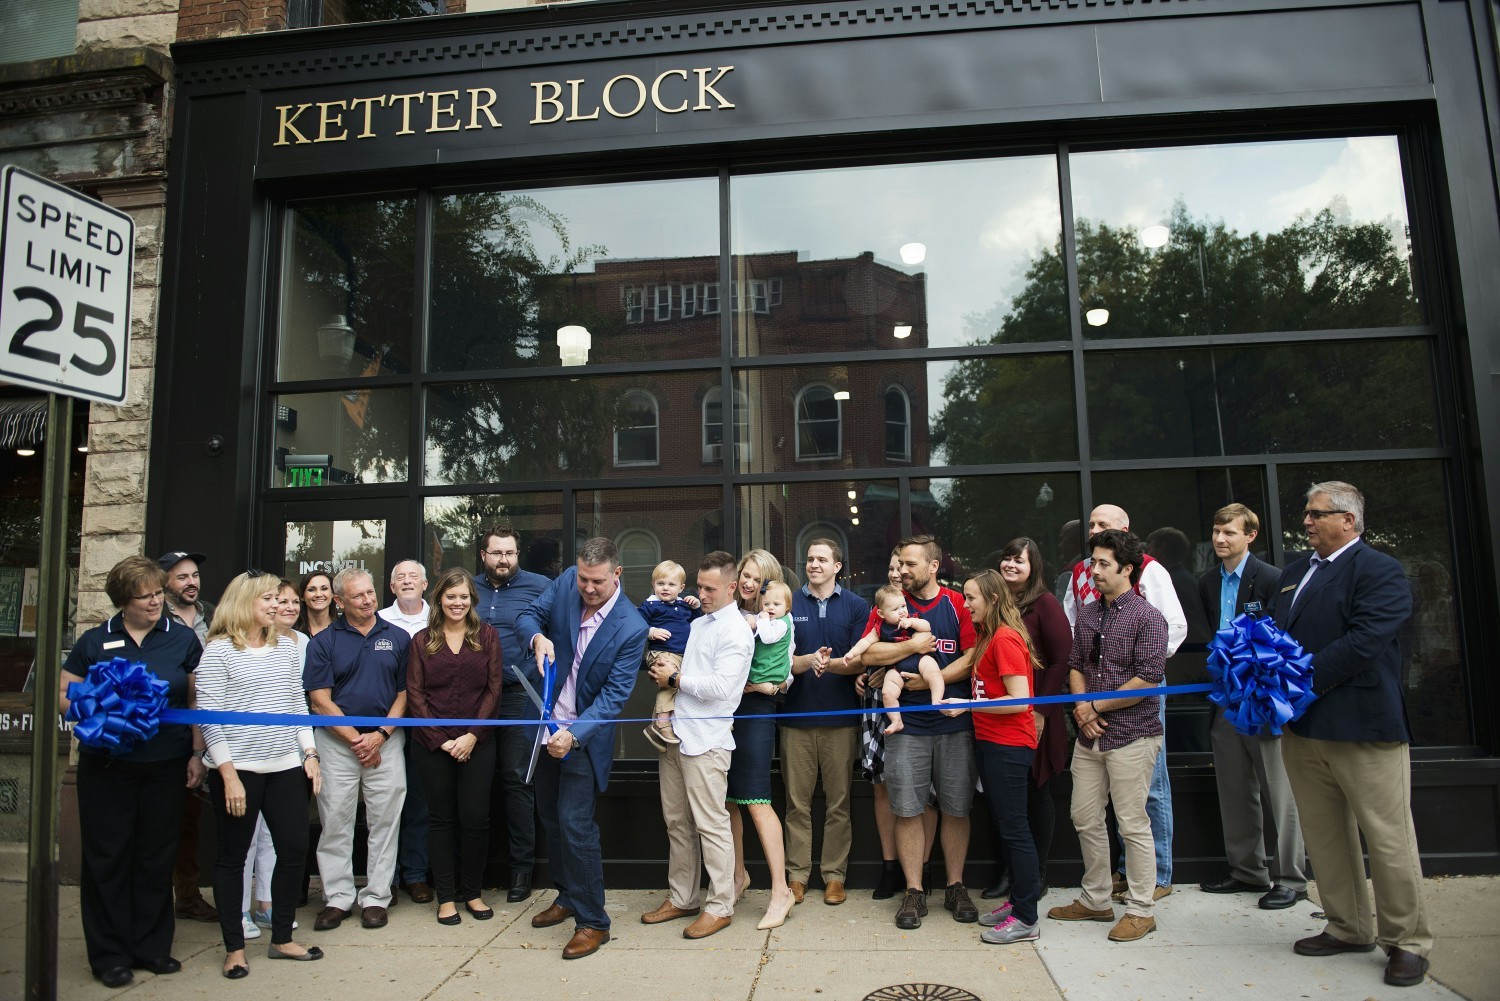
[407,567,505,925]
[948,568,1042,944]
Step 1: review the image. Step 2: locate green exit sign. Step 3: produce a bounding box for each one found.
[286,465,326,487]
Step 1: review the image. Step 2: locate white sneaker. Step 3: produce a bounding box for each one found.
[241,913,262,940]
[980,916,1039,944]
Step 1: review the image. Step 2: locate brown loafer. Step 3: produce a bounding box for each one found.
[405,881,435,904]
[360,906,388,929]
[1384,947,1430,987]
[1294,931,1377,956]
[1108,914,1156,942]
[1047,899,1114,922]
[788,881,806,904]
[174,895,218,923]
[313,906,351,931]
[683,912,732,939]
[531,901,576,928]
[562,927,609,960]
[823,880,846,905]
[642,898,700,924]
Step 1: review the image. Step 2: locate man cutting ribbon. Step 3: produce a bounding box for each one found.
[515,537,648,961]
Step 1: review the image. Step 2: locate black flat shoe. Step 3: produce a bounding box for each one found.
[507,871,533,903]
[465,902,495,920]
[97,967,133,989]
[872,864,900,901]
[267,944,324,961]
[437,910,462,926]
[132,956,181,975]
[981,873,1011,900]
[223,964,249,979]
[1199,875,1273,895]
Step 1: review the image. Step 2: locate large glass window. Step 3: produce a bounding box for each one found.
[272,389,409,485]
[1070,136,1421,338]
[916,474,1084,586]
[737,480,900,600]
[422,493,564,581]
[279,197,414,381]
[731,156,1067,353]
[428,178,718,372]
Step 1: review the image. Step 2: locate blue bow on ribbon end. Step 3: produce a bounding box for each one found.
[65,657,169,755]
[1205,614,1317,737]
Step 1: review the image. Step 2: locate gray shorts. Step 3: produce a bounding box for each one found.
[884,730,976,818]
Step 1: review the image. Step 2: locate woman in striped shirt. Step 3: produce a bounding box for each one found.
[197,571,324,978]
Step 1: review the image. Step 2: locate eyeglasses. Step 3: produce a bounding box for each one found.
[484,550,519,559]
[1302,509,1348,520]
[130,589,165,603]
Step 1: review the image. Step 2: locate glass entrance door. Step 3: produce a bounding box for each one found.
[261,499,414,595]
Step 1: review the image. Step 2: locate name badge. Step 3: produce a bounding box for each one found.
[374,638,395,652]
[102,639,125,650]
[1244,601,1263,613]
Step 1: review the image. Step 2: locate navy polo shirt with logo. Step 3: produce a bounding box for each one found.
[303,615,410,731]
[64,613,202,763]
[780,584,870,729]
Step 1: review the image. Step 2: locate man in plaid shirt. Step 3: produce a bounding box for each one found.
[1048,529,1168,943]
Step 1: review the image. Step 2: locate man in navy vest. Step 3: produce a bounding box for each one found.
[1270,481,1432,988]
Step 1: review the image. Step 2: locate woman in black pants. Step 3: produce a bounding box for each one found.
[406,566,505,924]
[61,555,207,989]
[197,570,324,978]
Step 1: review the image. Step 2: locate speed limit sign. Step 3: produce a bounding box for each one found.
[0,165,133,404]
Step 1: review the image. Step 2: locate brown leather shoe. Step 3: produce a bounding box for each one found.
[641,898,700,924]
[1384,947,1430,987]
[1108,914,1156,942]
[788,881,806,904]
[313,906,351,931]
[174,894,218,923]
[562,927,609,960]
[1047,899,1114,922]
[823,880,846,905]
[1294,931,1377,956]
[405,881,435,904]
[531,901,576,928]
[360,906,388,929]
[683,912,732,939]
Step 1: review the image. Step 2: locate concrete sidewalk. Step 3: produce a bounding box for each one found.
[0,870,1493,1000]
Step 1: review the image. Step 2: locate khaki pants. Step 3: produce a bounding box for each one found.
[1281,732,1433,956]
[1070,735,1161,917]
[781,726,859,884]
[659,745,735,918]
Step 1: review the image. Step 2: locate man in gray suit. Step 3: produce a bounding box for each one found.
[1194,504,1306,910]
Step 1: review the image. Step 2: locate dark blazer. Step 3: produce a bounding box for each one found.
[515,566,649,792]
[1267,540,1413,743]
[1197,552,1283,633]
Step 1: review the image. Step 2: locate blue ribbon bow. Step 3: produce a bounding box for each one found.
[1205,613,1317,737]
[65,657,169,755]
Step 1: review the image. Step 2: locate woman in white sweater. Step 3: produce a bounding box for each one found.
[197,570,324,979]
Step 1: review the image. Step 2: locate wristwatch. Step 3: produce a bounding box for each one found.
[668,670,680,689]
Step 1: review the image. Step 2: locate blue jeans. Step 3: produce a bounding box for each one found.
[398,750,431,885]
[533,744,608,931]
[976,742,1041,925]
[1116,701,1172,885]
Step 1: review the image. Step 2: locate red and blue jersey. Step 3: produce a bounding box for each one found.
[863,585,976,735]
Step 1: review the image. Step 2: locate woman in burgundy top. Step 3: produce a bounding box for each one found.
[407,567,505,925]
[983,537,1073,899]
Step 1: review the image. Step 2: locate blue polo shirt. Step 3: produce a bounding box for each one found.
[64,613,201,763]
[474,569,549,684]
[303,615,409,729]
[780,583,870,729]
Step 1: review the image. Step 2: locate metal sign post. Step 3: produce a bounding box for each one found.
[1,165,134,1001]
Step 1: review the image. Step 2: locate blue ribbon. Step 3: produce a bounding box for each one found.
[65,657,169,755]
[1205,613,1317,736]
[160,682,1216,729]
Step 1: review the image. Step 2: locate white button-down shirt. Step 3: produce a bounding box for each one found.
[674,601,754,756]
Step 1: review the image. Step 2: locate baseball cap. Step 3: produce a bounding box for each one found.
[158,550,208,571]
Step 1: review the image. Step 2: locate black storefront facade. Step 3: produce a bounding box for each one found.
[156,0,1500,885]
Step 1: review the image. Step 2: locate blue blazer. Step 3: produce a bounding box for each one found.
[514,567,648,792]
[1268,540,1413,743]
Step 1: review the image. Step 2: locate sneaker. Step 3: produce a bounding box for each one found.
[252,907,297,930]
[980,915,1040,944]
[872,864,900,901]
[241,913,262,940]
[978,901,1014,926]
[1108,914,1157,942]
[642,723,669,753]
[1047,899,1114,922]
[943,882,978,923]
[895,888,928,929]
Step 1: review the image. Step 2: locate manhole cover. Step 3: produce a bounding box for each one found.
[863,986,980,1001]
